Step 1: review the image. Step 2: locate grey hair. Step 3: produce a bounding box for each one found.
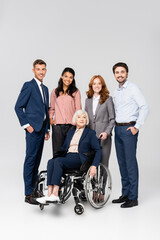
[72,110,89,125]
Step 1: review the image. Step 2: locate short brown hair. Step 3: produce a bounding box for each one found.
[33,59,46,68]
[86,75,110,104]
[112,62,129,73]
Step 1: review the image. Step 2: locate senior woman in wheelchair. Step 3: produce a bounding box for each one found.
[36,110,102,204]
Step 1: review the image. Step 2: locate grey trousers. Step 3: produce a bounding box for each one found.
[100,136,112,168]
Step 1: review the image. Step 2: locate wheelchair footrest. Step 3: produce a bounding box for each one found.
[39,203,49,206]
[46,200,59,204]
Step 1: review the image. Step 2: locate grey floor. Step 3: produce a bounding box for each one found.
[2,162,159,240]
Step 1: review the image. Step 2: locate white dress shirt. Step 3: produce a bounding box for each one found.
[34,78,45,102]
[113,81,149,129]
[93,95,100,116]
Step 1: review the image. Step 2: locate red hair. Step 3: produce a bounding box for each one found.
[86,75,110,104]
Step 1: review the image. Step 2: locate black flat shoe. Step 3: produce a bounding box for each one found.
[112,195,128,203]
[121,199,138,208]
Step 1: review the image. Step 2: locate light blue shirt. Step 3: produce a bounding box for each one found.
[113,81,149,129]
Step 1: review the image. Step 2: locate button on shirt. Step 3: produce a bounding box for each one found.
[68,127,84,153]
[93,95,100,116]
[113,81,149,129]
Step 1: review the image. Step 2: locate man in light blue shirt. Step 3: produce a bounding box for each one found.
[112,62,149,208]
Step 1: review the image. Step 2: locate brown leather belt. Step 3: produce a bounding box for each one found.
[116,121,136,126]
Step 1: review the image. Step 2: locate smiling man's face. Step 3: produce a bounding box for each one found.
[32,64,47,82]
[114,66,128,86]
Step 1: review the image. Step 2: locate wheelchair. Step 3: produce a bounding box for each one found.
[36,157,112,215]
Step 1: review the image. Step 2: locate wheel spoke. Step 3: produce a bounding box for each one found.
[84,164,112,208]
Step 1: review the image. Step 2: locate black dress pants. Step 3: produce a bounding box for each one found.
[51,124,73,157]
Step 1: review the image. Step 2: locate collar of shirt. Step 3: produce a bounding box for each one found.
[75,127,85,133]
[93,95,100,100]
[117,80,129,91]
[34,77,43,87]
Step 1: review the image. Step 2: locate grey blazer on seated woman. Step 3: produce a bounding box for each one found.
[85,96,115,167]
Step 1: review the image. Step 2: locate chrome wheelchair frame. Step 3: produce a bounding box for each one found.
[36,163,112,215]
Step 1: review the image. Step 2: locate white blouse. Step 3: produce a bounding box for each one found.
[93,95,100,116]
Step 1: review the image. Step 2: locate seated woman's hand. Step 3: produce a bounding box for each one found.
[89,166,97,179]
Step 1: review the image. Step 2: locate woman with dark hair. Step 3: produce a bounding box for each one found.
[49,67,82,157]
[85,75,115,202]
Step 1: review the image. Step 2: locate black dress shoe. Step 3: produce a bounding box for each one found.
[25,195,39,205]
[112,195,128,203]
[121,199,138,208]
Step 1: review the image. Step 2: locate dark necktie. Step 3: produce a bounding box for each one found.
[40,83,48,116]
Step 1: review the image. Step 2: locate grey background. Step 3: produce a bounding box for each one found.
[1,0,159,239]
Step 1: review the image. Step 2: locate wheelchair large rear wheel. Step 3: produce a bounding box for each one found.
[84,163,112,209]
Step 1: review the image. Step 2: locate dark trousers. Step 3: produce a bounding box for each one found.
[115,125,139,200]
[47,153,82,186]
[24,123,46,196]
[51,124,73,157]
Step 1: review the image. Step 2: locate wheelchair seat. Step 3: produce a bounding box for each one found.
[63,169,83,175]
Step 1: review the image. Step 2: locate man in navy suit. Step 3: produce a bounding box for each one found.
[15,59,50,204]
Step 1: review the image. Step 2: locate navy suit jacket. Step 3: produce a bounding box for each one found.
[15,79,50,132]
[61,126,102,167]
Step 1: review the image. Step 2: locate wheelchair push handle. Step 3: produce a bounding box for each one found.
[98,133,108,142]
[98,134,103,143]
[99,134,103,139]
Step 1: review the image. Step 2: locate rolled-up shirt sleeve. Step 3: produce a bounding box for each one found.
[74,90,82,111]
[133,86,149,129]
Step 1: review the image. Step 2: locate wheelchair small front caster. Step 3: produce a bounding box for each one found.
[40,204,44,210]
[74,203,85,215]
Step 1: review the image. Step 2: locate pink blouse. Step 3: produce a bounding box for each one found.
[49,89,82,124]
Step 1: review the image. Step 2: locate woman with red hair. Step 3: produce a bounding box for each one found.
[85,75,115,202]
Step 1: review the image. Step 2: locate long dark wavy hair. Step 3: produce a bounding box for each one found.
[55,67,78,98]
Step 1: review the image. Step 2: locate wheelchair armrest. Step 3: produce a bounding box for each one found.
[82,150,95,159]
[80,150,95,172]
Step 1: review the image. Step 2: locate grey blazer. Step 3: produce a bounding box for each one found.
[85,96,115,137]
[85,96,115,167]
